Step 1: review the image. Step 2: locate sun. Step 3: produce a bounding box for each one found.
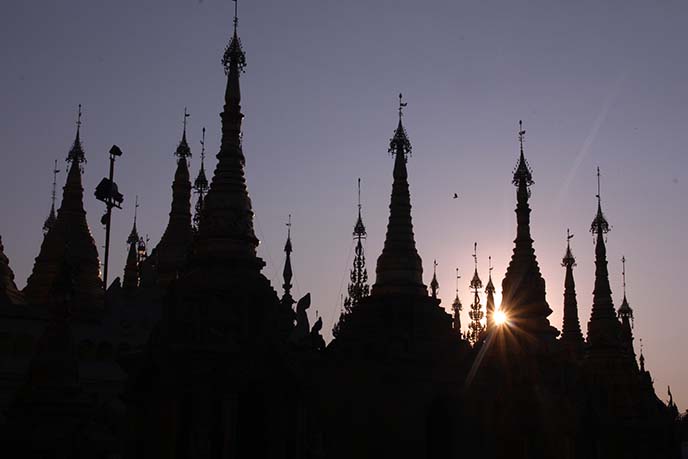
[494,310,508,326]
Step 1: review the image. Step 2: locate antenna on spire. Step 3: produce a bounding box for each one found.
[473,242,478,270]
[286,213,292,239]
[596,166,601,202]
[518,120,526,152]
[567,228,574,243]
[76,104,82,131]
[398,93,408,120]
[622,255,627,296]
[200,127,206,164]
[183,107,190,134]
[488,256,493,275]
[455,268,461,295]
[357,177,362,212]
[134,195,139,224]
[233,0,239,33]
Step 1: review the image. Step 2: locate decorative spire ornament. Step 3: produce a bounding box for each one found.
[452,268,463,334]
[467,243,485,346]
[123,199,140,292]
[66,104,86,165]
[430,260,439,299]
[222,0,246,74]
[127,196,140,246]
[174,108,192,161]
[43,160,60,235]
[193,127,209,230]
[281,214,294,307]
[372,94,425,296]
[485,256,496,332]
[618,255,635,358]
[333,179,370,337]
[560,229,584,353]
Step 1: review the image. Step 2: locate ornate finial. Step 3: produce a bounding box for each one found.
[590,167,610,235]
[174,109,192,159]
[430,259,439,298]
[284,214,292,258]
[389,93,412,158]
[452,267,462,311]
[282,213,294,301]
[485,255,495,293]
[222,0,246,74]
[43,160,61,234]
[127,196,140,245]
[468,243,485,344]
[470,242,482,290]
[200,127,206,164]
[562,228,576,267]
[353,178,367,238]
[66,104,86,164]
[286,213,292,241]
[512,120,533,186]
[618,254,633,326]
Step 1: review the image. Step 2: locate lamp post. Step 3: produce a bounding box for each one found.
[95,145,124,291]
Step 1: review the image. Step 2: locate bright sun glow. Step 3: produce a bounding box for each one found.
[494,310,508,326]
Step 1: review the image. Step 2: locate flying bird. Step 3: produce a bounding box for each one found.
[453,193,459,199]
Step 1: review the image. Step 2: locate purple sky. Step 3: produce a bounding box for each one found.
[1,0,686,408]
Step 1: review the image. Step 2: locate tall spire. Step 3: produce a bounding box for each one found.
[586,167,622,352]
[333,179,370,337]
[151,110,194,286]
[66,104,85,165]
[127,196,140,245]
[560,229,584,354]
[618,255,635,358]
[123,198,140,292]
[42,161,60,235]
[25,105,103,309]
[430,260,439,299]
[193,127,209,230]
[372,94,425,297]
[467,243,485,345]
[485,256,496,332]
[281,214,294,306]
[195,2,262,267]
[452,268,463,334]
[500,120,558,342]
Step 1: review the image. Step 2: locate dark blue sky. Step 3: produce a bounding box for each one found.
[1,0,686,407]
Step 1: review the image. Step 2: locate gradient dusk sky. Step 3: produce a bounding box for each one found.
[1,0,686,408]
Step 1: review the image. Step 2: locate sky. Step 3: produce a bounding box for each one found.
[0,0,686,408]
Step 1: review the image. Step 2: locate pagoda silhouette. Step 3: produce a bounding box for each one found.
[0,5,683,459]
